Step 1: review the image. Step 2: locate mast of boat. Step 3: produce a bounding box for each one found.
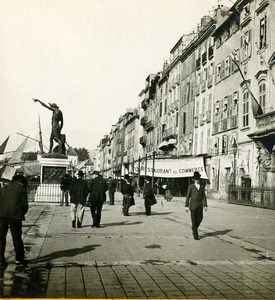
[38,115,44,154]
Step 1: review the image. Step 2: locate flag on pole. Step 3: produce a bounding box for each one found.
[231,50,263,118]
[1,137,28,180]
[0,136,10,154]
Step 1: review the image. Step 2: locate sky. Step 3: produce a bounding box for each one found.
[0,0,234,153]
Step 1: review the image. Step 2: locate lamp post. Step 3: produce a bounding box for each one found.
[152,151,156,189]
[232,140,238,186]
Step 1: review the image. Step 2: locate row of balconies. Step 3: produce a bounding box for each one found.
[212,115,238,134]
[194,75,214,96]
[196,46,215,70]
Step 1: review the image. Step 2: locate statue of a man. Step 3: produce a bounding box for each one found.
[33,98,65,154]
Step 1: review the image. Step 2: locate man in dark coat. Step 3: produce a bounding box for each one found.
[88,171,108,228]
[143,176,155,216]
[69,170,88,228]
[108,176,116,205]
[0,174,28,269]
[60,173,72,206]
[185,171,208,240]
[121,175,135,216]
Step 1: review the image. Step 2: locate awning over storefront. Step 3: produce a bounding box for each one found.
[158,139,177,151]
[139,156,208,179]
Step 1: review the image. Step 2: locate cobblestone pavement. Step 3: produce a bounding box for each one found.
[1,193,275,299]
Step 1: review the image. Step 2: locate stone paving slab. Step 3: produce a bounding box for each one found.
[1,195,275,298]
[1,261,275,298]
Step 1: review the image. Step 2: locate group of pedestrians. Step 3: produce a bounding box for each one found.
[0,169,208,271]
[67,170,108,229]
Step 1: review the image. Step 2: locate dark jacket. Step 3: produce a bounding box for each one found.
[108,179,117,192]
[143,182,154,197]
[185,183,207,211]
[121,180,134,196]
[88,176,108,202]
[0,181,28,220]
[60,174,72,191]
[69,178,89,205]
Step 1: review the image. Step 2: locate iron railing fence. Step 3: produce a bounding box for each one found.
[228,185,275,210]
[27,182,62,204]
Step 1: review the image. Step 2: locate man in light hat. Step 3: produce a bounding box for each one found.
[33,98,64,154]
[69,170,88,228]
[185,171,208,240]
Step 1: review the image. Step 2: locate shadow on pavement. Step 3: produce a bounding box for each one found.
[102,221,143,227]
[200,229,233,239]
[29,244,101,263]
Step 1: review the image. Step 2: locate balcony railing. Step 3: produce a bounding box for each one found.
[256,110,275,129]
[162,127,178,140]
[144,120,155,132]
[140,116,148,126]
[139,136,147,146]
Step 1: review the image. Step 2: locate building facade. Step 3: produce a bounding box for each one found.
[94,0,275,201]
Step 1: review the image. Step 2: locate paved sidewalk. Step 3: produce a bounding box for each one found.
[1,193,275,299]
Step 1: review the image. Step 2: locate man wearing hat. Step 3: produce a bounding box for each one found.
[107,176,117,205]
[121,174,135,216]
[0,174,29,269]
[87,171,108,228]
[185,171,208,240]
[69,170,88,228]
[143,176,156,216]
[33,98,64,154]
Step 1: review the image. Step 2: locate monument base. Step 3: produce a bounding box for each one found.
[39,155,71,184]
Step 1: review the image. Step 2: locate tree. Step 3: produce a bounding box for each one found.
[74,147,90,162]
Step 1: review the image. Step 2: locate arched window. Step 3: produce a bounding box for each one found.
[243,89,249,127]
[259,79,266,113]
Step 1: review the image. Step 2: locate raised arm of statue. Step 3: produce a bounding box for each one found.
[32,98,53,111]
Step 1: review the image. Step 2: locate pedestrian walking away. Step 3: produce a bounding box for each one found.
[88,171,108,228]
[69,170,88,228]
[108,176,116,205]
[0,174,29,269]
[185,171,208,240]
[60,173,72,206]
[143,176,156,216]
[121,175,135,216]
[163,179,173,201]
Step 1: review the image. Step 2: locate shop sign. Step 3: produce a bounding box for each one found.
[138,157,208,178]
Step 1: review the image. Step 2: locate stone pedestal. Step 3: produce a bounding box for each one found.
[40,154,70,184]
[34,154,71,203]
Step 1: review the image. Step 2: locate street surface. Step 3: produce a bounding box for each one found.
[1,193,275,299]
